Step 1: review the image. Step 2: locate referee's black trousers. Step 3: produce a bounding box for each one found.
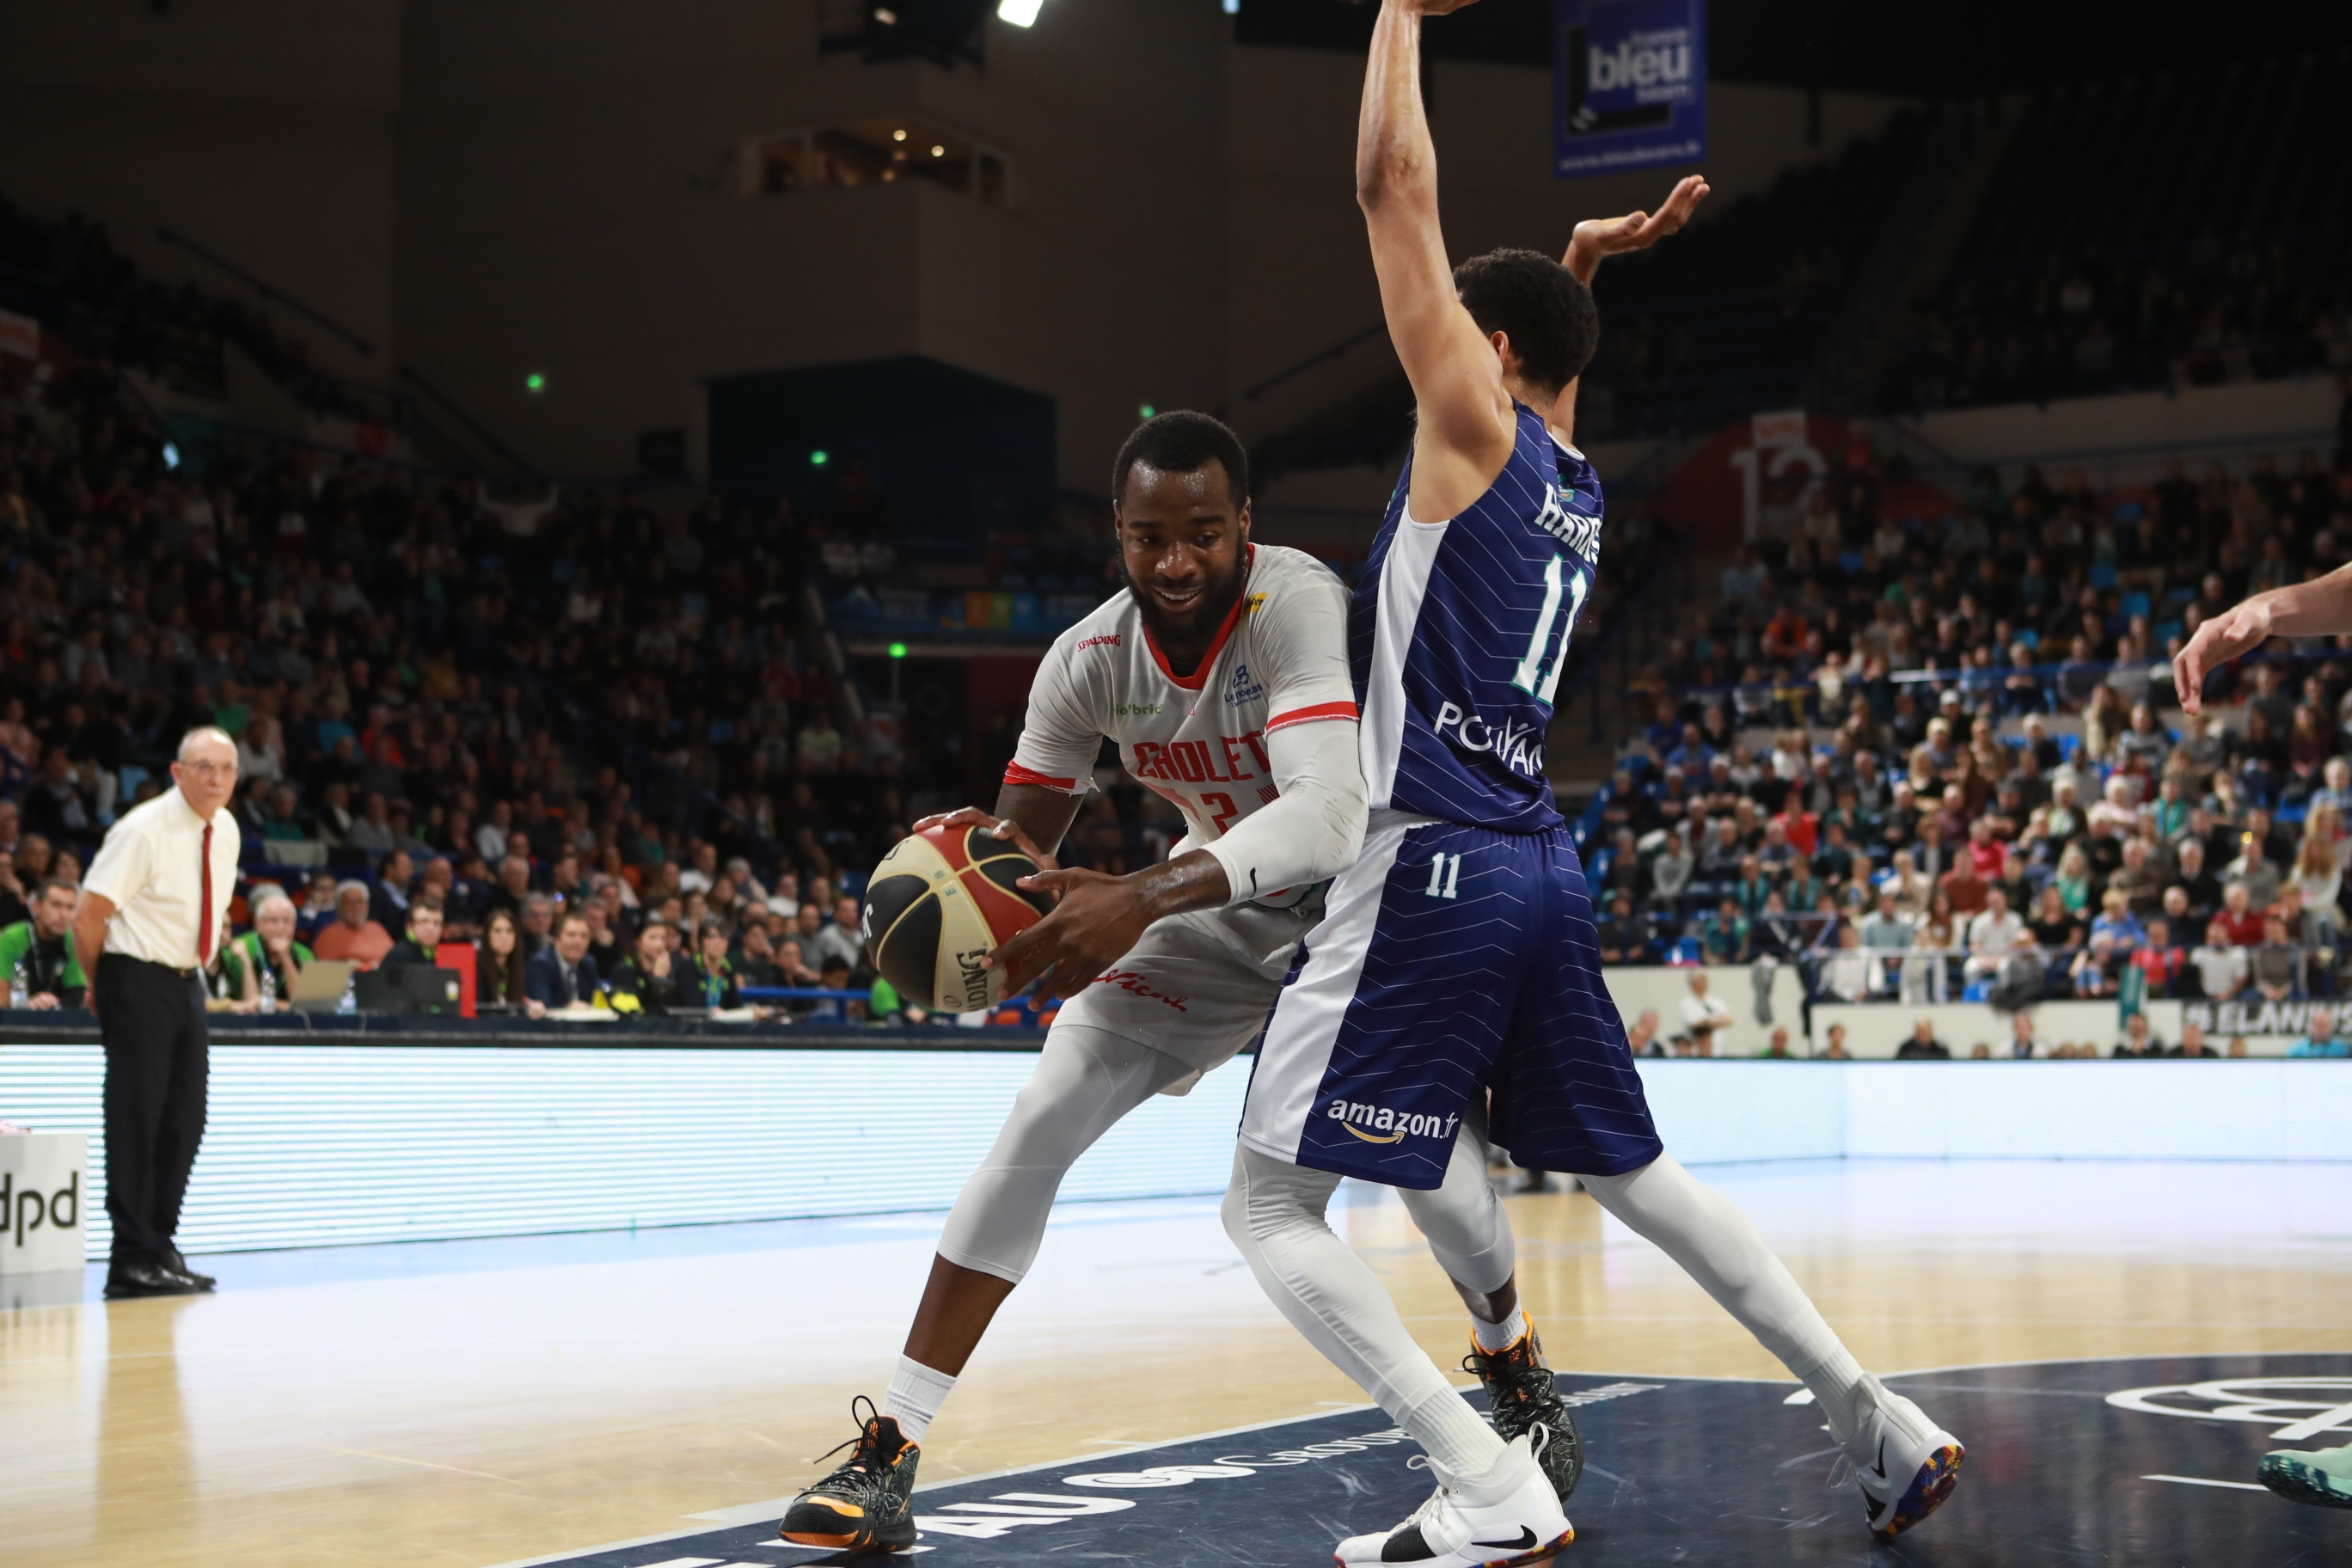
[96,958,209,1265]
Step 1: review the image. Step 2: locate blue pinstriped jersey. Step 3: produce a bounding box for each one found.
[1354,401,1602,833]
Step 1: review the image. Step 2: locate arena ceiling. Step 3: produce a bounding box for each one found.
[1233,0,2352,96]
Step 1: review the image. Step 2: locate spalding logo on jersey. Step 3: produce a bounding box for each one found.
[1225,661,1266,707]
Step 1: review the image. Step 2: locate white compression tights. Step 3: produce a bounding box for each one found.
[1578,1154,1866,1442]
[1221,1130,1518,1478]
[935,1025,1196,1283]
[937,1024,1517,1294]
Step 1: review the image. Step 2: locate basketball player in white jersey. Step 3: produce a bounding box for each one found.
[1215,3,1962,1563]
[783,412,1548,1553]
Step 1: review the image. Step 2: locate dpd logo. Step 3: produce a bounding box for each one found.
[0,1169,79,1247]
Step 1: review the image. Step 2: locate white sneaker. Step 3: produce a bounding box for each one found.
[1334,1432,1572,1566]
[1832,1374,1963,1541]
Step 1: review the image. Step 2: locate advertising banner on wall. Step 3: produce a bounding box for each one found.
[1553,0,1706,180]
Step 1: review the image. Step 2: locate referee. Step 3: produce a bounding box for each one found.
[71,726,241,1299]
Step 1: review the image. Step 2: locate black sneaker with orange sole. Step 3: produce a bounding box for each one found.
[1464,1319,1583,1502]
[780,1397,922,1553]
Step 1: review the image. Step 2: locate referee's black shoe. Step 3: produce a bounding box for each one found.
[1466,1318,1583,1501]
[165,1246,217,1291]
[104,1257,205,1300]
[780,1397,921,1553]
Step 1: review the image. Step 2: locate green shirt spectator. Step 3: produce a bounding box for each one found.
[222,891,315,1008]
[0,877,86,1007]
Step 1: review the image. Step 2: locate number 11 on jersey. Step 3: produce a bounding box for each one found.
[1425,851,1463,899]
[1510,553,1589,703]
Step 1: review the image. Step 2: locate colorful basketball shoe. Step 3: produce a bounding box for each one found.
[779,1397,921,1553]
[1462,1320,1582,1501]
[1332,1432,1571,1567]
[1831,1374,1963,1541]
[2258,1443,2352,1509]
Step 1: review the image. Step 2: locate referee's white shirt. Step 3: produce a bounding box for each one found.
[83,788,242,970]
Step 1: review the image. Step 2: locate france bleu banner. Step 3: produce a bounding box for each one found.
[1553,0,1706,180]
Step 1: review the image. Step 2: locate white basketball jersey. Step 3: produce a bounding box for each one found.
[1006,543,1357,896]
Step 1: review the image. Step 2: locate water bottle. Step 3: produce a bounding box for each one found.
[336,972,358,1014]
[8,959,25,1011]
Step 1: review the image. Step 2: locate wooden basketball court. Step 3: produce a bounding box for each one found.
[4,1158,2349,1567]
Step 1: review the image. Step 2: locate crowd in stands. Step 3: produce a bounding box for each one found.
[0,337,969,1025]
[1879,54,2352,413]
[1581,411,2352,1026]
[1880,230,2352,413]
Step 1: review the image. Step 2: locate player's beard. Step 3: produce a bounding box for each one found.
[1122,550,1247,658]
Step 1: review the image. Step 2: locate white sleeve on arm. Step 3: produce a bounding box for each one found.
[1002,634,1104,797]
[1201,714,1368,907]
[1199,554,1366,905]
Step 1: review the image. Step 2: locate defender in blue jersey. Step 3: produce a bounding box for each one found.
[1222,4,1962,1564]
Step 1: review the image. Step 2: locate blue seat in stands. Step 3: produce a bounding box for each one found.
[1963,981,1990,1002]
[2120,590,2151,620]
[2089,562,2117,590]
[1670,936,1704,965]
[2056,733,2080,758]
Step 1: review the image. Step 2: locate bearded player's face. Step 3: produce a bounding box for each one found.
[1115,460,1250,650]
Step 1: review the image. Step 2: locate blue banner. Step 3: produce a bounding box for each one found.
[1553,0,1706,180]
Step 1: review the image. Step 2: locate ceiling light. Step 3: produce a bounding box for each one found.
[931,144,945,156]
[998,0,1044,25]
[892,128,907,142]
[874,7,897,23]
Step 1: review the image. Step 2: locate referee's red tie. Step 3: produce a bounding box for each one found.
[197,822,213,967]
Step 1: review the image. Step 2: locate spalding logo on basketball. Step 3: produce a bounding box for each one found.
[862,824,1055,1013]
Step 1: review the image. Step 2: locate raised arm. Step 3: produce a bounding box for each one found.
[2175,564,2352,715]
[1545,175,1710,436]
[1357,0,1516,521]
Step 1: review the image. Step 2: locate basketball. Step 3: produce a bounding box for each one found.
[861,823,1056,1013]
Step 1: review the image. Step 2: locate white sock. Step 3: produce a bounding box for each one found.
[1796,1345,1870,1446]
[1472,1306,1528,1352]
[1401,1385,1510,1478]
[882,1356,956,1442]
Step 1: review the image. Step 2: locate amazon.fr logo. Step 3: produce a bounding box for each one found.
[1323,1099,1460,1144]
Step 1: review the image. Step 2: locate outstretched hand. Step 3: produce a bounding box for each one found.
[2173,597,2275,718]
[1565,175,1710,280]
[984,867,1155,1002]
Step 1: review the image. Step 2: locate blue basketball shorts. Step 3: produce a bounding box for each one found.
[1238,811,1664,1190]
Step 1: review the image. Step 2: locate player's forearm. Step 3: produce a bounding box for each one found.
[1563,235,1606,285]
[2241,565,2352,640]
[1199,719,1369,906]
[1126,849,1232,922]
[1357,2,1436,215]
[989,783,1085,861]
